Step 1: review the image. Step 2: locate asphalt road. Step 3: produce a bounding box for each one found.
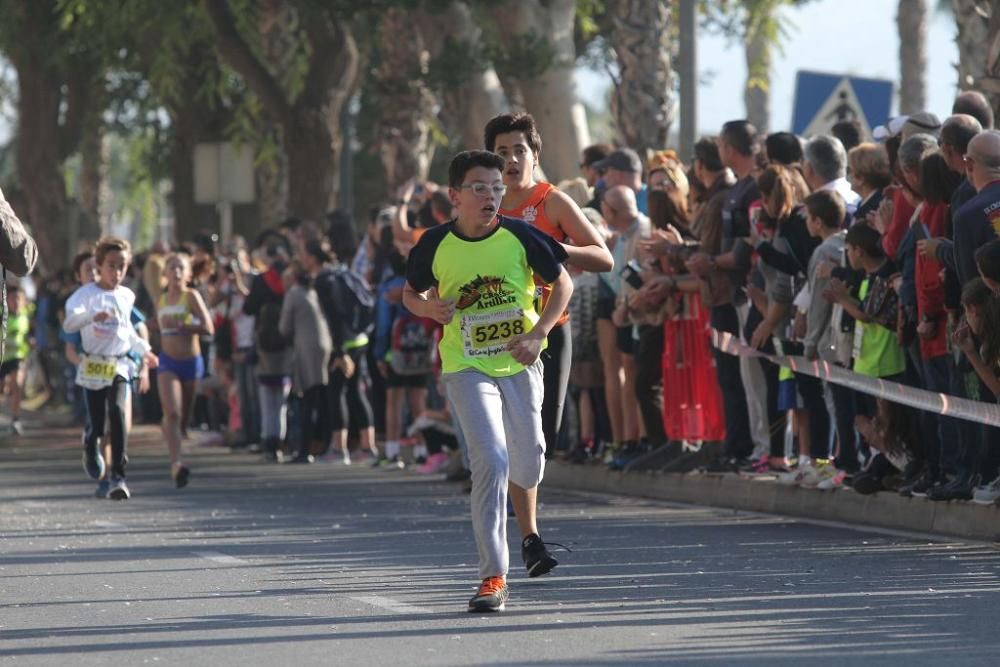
[2,421,1000,666]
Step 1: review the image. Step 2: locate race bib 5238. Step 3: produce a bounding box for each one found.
[461,308,526,357]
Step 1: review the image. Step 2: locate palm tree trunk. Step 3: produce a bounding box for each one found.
[374,7,436,195]
[490,0,590,182]
[974,0,1000,119]
[744,8,771,133]
[952,0,991,90]
[417,1,509,151]
[898,0,928,114]
[607,0,674,156]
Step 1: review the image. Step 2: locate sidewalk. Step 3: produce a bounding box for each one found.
[544,462,1000,543]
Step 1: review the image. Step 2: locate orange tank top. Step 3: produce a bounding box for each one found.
[499,182,569,326]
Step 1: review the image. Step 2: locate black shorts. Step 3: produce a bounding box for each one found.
[384,366,430,389]
[0,359,22,380]
[616,326,635,355]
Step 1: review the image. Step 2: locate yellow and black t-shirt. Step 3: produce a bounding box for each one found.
[406,215,567,378]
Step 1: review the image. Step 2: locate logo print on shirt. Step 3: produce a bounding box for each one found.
[521,206,538,224]
[990,209,1000,236]
[456,275,517,310]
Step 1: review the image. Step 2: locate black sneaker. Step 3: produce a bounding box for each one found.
[173,465,191,489]
[522,533,559,578]
[927,473,979,501]
[852,471,883,495]
[82,437,105,480]
[901,471,941,498]
[468,576,508,613]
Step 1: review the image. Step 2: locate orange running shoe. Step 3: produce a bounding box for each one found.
[468,575,508,613]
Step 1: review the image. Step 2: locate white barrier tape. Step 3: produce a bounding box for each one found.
[710,328,1000,428]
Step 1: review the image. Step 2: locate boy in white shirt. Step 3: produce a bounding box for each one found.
[63,237,158,500]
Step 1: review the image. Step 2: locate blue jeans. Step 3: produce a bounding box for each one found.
[234,353,261,444]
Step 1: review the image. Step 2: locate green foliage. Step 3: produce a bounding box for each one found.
[424,37,489,91]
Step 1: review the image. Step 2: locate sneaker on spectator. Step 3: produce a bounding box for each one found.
[94,479,110,499]
[743,455,771,475]
[468,576,508,613]
[816,469,847,491]
[808,460,839,487]
[317,449,350,464]
[971,474,1000,505]
[379,456,405,470]
[927,473,979,502]
[416,452,451,474]
[852,471,884,495]
[900,471,942,498]
[777,462,815,486]
[10,418,22,436]
[703,456,745,474]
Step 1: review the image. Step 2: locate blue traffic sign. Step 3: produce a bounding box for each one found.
[792,70,894,138]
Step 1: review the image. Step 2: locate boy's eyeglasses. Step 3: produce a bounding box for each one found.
[460,183,506,198]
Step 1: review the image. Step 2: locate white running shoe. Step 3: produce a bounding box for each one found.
[971,474,1000,505]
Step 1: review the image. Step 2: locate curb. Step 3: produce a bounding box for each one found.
[544,463,1000,543]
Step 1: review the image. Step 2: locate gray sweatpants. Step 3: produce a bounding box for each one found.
[442,361,546,580]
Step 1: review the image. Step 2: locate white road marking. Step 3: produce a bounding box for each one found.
[350,595,433,615]
[193,551,247,565]
[92,520,125,529]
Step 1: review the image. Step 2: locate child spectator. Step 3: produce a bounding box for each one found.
[374,247,435,468]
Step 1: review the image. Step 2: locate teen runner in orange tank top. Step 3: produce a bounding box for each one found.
[499,182,572,326]
[485,112,613,579]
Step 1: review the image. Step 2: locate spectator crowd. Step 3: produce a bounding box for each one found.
[4,91,1000,509]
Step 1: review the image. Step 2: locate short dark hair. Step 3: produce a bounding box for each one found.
[72,251,94,277]
[975,238,1000,283]
[953,91,994,130]
[804,190,846,229]
[582,143,613,168]
[326,213,359,262]
[831,120,863,152]
[484,113,542,155]
[845,221,884,258]
[280,216,303,233]
[303,237,332,265]
[765,132,803,165]
[940,118,981,154]
[693,137,724,172]
[193,232,217,255]
[448,150,506,189]
[720,120,757,157]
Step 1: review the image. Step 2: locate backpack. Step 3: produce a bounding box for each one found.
[333,267,375,337]
[389,313,438,376]
[255,300,289,352]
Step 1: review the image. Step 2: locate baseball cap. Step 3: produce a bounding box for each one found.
[594,148,642,173]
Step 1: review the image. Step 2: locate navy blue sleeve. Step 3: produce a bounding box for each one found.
[405,225,449,292]
[502,217,568,284]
